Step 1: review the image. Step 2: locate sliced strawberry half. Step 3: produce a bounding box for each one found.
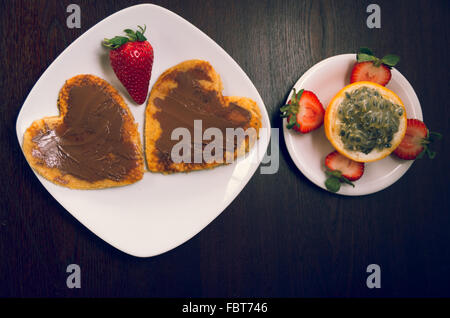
[280,89,325,133]
[350,47,399,86]
[393,119,442,160]
[324,150,365,193]
[325,150,364,181]
[350,61,392,86]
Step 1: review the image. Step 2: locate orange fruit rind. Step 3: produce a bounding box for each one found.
[324,81,407,162]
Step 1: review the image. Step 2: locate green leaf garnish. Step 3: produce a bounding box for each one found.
[429,131,442,141]
[102,36,129,49]
[356,53,378,63]
[325,177,341,193]
[324,169,355,193]
[417,130,442,159]
[286,117,296,129]
[280,88,304,130]
[356,47,400,68]
[359,47,374,55]
[135,25,147,41]
[381,54,400,67]
[124,29,137,41]
[417,149,426,159]
[427,149,436,159]
[325,170,342,179]
[102,25,147,49]
[341,177,355,187]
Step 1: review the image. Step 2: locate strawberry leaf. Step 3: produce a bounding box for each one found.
[279,105,291,114]
[427,149,437,159]
[102,36,129,49]
[280,104,298,116]
[293,89,304,104]
[381,54,400,67]
[418,130,442,159]
[102,26,147,49]
[356,48,400,68]
[325,170,342,179]
[324,169,355,192]
[286,115,296,129]
[357,53,378,63]
[325,176,341,193]
[339,176,355,187]
[289,88,303,105]
[417,149,426,159]
[136,25,147,41]
[429,131,442,141]
[281,88,304,129]
[124,29,137,41]
[359,47,374,56]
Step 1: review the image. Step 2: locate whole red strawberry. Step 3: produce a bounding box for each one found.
[350,47,399,86]
[103,25,154,104]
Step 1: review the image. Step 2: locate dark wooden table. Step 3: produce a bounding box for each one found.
[1,0,449,297]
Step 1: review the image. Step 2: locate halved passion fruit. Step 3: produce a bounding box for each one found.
[325,81,407,162]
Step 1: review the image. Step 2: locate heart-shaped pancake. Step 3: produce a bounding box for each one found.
[145,60,262,173]
[22,74,144,189]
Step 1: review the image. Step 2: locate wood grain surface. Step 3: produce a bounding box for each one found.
[0,0,449,297]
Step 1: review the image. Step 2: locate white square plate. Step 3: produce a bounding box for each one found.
[16,4,270,257]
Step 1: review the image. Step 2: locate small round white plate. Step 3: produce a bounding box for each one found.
[283,54,422,196]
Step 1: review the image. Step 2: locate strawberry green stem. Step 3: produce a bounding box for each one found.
[103,25,147,49]
[418,130,442,159]
[324,169,355,193]
[356,47,399,68]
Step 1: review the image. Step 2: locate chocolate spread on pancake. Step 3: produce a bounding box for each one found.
[31,84,139,182]
[153,67,252,167]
